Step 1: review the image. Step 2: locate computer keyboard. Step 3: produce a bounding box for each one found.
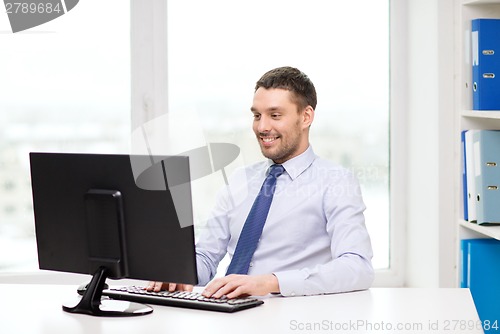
[103,286,264,313]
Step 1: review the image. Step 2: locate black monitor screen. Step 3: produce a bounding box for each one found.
[29,152,198,316]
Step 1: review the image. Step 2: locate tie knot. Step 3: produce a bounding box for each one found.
[269,164,285,178]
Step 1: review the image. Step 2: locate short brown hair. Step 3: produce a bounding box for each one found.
[255,66,317,110]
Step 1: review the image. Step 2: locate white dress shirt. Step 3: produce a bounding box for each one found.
[195,145,374,296]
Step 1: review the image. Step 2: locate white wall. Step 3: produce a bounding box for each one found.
[404,0,456,288]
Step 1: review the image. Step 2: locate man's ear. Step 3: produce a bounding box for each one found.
[302,106,314,129]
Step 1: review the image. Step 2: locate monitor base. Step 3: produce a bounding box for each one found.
[62,267,153,317]
[63,298,153,317]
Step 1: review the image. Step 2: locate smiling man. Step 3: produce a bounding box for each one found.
[251,77,313,165]
[148,66,374,298]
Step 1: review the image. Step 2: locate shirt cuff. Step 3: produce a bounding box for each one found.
[273,269,309,297]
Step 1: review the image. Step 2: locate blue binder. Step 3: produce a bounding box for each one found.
[472,19,500,110]
[460,239,470,289]
[466,130,478,222]
[462,130,469,221]
[462,239,500,330]
[473,130,500,224]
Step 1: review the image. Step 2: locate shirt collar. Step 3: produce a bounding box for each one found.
[267,145,316,180]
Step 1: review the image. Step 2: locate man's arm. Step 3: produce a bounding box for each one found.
[273,171,374,296]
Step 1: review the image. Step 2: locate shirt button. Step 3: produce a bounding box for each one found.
[249,262,254,267]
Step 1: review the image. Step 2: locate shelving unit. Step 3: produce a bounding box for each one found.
[456,0,500,258]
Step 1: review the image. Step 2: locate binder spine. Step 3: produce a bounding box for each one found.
[472,19,500,110]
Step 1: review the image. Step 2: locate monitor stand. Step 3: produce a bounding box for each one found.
[62,267,153,317]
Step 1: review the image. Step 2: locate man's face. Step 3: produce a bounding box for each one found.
[251,87,312,164]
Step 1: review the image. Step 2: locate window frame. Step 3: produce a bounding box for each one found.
[373,0,407,286]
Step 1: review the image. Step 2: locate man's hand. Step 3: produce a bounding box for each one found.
[202,274,279,299]
[145,281,193,293]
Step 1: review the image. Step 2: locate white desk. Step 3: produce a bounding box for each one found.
[0,284,483,334]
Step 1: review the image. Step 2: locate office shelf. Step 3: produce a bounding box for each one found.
[460,220,500,240]
[463,0,500,5]
[461,110,500,118]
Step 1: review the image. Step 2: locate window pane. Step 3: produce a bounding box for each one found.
[0,1,130,271]
[167,0,389,269]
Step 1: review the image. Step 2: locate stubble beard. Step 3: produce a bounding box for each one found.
[258,132,302,164]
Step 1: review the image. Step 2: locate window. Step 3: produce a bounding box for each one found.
[164,0,390,271]
[0,1,130,271]
[1,0,395,282]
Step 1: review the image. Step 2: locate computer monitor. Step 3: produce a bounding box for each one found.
[29,152,198,317]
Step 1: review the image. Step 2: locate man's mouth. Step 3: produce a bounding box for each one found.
[260,135,279,146]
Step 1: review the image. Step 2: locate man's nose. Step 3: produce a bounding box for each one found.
[257,115,271,133]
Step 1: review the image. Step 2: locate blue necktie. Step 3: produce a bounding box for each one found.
[226,164,285,275]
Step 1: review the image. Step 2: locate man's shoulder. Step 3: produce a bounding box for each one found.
[311,156,352,175]
[306,156,361,189]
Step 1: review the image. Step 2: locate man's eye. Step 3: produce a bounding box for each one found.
[272,114,281,118]
[253,114,261,119]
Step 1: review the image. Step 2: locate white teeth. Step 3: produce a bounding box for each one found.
[262,137,276,142]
